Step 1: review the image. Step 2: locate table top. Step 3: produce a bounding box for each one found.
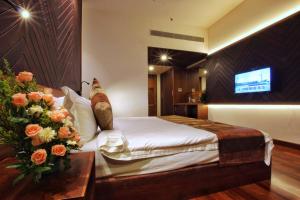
[0,152,95,200]
[174,102,200,106]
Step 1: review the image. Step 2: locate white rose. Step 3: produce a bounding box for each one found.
[38,127,57,143]
[67,140,77,146]
[46,111,52,117]
[63,117,73,127]
[27,105,43,116]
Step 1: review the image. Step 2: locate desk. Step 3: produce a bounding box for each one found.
[174,103,208,119]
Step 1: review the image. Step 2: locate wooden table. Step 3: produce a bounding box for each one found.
[174,103,208,119]
[0,152,95,200]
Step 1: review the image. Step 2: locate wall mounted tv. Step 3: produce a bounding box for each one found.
[235,67,271,94]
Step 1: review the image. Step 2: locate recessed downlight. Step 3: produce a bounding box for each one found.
[19,8,31,19]
[160,54,168,61]
[149,65,154,71]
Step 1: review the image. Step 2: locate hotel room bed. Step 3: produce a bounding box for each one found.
[80,116,273,200]
[81,116,273,178]
[49,88,273,199]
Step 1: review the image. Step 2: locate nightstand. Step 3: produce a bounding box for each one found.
[0,152,95,200]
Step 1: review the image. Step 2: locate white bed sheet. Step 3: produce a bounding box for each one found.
[80,117,273,178]
[81,135,218,178]
[81,131,273,178]
[99,117,218,160]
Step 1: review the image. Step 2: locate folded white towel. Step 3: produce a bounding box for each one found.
[98,130,128,153]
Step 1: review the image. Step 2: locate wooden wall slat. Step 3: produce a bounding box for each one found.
[0,0,82,92]
[203,12,300,104]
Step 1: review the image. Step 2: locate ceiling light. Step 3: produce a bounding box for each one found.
[3,0,31,19]
[149,65,154,71]
[19,8,31,19]
[204,70,208,74]
[160,54,168,61]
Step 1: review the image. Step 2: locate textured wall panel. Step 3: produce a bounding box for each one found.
[203,12,300,104]
[0,0,82,91]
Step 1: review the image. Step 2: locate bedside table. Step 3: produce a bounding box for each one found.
[0,152,95,200]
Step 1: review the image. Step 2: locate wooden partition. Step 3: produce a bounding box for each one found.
[161,69,174,115]
[148,74,157,116]
[160,67,203,117]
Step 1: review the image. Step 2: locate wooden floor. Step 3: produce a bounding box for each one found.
[192,145,300,200]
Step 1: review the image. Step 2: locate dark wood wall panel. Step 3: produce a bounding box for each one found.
[203,12,300,104]
[174,67,200,103]
[0,0,82,91]
[161,69,174,115]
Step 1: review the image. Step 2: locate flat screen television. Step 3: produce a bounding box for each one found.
[235,67,271,94]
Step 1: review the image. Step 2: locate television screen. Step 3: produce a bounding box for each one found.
[235,67,271,94]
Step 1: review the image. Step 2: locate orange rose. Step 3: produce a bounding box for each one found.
[73,133,80,143]
[31,149,47,165]
[12,93,28,107]
[27,92,43,102]
[60,108,69,118]
[31,136,43,146]
[51,144,67,156]
[50,110,66,122]
[43,94,54,106]
[16,71,33,82]
[25,124,43,137]
[58,127,72,139]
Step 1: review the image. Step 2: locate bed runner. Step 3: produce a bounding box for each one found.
[160,115,265,166]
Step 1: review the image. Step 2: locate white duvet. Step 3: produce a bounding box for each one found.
[97,117,218,160]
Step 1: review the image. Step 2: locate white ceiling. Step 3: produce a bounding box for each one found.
[85,0,245,28]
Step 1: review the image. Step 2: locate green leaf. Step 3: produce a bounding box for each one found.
[13,173,25,185]
[9,117,29,124]
[6,163,22,169]
[35,166,52,174]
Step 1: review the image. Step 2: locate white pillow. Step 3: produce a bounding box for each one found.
[71,97,98,144]
[61,86,80,110]
[53,96,65,108]
[61,86,98,144]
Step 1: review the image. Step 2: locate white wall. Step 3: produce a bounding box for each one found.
[82,1,207,117]
[209,105,300,144]
[82,9,148,117]
[208,0,300,54]
[148,22,207,53]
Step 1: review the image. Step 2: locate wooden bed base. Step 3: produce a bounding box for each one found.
[95,161,271,200]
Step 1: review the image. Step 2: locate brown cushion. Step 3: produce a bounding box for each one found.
[90,78,113,130]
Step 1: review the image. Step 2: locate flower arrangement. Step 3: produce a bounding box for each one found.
[0,60,80,184]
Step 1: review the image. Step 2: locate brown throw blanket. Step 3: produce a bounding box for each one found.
[160,115,265,166]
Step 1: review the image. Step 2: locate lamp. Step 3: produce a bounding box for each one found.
[2,0,31,19]
[79,81,90,95]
